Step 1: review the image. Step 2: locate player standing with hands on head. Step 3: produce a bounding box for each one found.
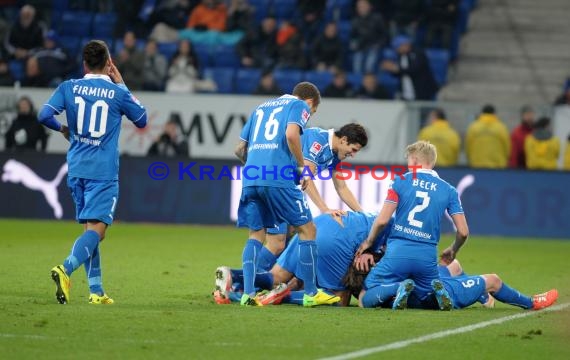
[355,140,468,310]
[38,40,147,304]
[235,82,340,306]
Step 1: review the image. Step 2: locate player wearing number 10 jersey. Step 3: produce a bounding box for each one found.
[355,140,469,309]
[235,82,340,307]
[38,40,147,304]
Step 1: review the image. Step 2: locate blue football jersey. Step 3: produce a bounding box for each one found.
[386,169,463,245]
[240,94,311,188]
[45,74,146,180]
[302,127,340,172]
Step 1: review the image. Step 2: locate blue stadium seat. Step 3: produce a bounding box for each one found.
[337,20,352,46]
[59,11,93,38]
[58,35,82,54]
[346,72,362,91]
[273,69,304,93]
[425,49,450,86]
[249,0,271,24]
[91,12,117,38]
[157,42,179,62]
[235,68,262,94]
[378,71,400,98]
[203,67,235,93]
[193,43,212,69]
[211,44,240,68]
[304,71,333,93]
[333,0,353,21]
[273,0,297,20]
[8,60,25,82]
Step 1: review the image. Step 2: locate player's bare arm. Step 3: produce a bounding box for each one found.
[355,202,397,259]
[441,213,469,264]
[332,172,363,212]
[107,60,124,84]
[285,123,309,190]
[234,140,248,164]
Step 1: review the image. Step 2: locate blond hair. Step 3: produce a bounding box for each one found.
[406,140,437,167]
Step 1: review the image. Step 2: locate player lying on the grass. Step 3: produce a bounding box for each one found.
[257,123,369,272]
[214,211,392,306]
[39,40,147,305]
[345,258,558,311]
[355,140,468,311]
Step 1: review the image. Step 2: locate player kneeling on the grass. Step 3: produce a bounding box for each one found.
[214,212,391,306]
[38,40,147,304]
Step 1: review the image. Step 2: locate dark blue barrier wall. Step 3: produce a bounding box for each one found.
[1,153,569,239]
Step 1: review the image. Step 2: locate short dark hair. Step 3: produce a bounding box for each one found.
[335,123,368,147]
[292,82,321,106]
[481,104,495,114]
[533,117,550,130]
[432,108,446,120]
[83,40,109,71]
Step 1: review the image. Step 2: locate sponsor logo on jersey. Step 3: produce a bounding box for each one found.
[310,141,322,155]
[301,109,310,124]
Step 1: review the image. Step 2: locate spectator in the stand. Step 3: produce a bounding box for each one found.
[186,0,227,32]
[24,30,74,87]
[381,35,439,101]
[553,81,570,105]
[524,117,560,170]
[5,96,48,152]
[323,70,354,98]
[143,39,168,91]
[389,0,424,39]
[425,0,459,49]
[115,31,145,90]
[0,47,14,86]
[253,69,282,96]
[148,0,193,42]
[508,105,535,168]
[165,39,200,93]
[417,108,460,166]
[4,4,45,60]
[275,21,306,69]
[564,135,570,170]
[312,21,344,72]
[465,105,511,168]
[226,0,254,32]
[296,0,326,46]
[236,16,278,68]
[356,73,390,100]
[147,115,189,157]
[350,0,387,74]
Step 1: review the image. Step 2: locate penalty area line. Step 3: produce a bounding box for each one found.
[317,302,570,360]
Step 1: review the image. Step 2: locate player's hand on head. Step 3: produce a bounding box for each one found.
[355,253,375,272]
[325,209,346,216]
[107,61,124,84]
[440,247,455,265]
[354,239,371,262]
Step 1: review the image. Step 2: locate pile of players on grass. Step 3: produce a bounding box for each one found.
[213,211,558,310]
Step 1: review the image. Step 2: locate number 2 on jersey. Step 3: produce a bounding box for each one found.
[253,106,283,141]
[407,191,431,228]
[75,97,109,138]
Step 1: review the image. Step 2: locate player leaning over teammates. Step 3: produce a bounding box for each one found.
[38,40,147,304]
[355,140,468,310]
[235,82,339,307]
[256,123,369,272]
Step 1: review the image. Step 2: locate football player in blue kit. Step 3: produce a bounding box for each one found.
[256,123,369,272]
[38,40,147,304]
[234,82,340,307]
[356,140,469,310]
[214,211,392,306]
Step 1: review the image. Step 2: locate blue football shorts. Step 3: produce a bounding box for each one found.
[67,176,119,225]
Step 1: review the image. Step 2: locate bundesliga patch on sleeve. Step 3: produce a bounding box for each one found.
[301,109,310,124]
[310,141,322,155]
[131,94,142,106]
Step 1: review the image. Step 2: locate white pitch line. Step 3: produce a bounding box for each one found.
[317,302,570,360]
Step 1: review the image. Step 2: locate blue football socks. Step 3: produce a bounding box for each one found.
[256,246,278,272]
[361,283,400,308]
[492,283,533,309]
[84,244,103,295]
[63,230,100,276]
[298,240,318,296]
[281,290,304,305]
[242,239,263,296]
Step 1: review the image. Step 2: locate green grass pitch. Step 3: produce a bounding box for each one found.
[0,219,568,359]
